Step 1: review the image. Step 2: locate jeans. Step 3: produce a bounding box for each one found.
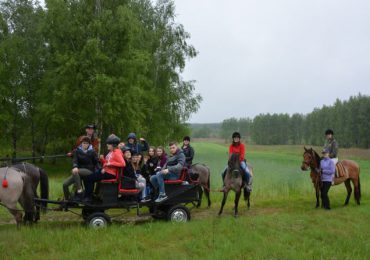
[135,174,147,199]
[150,171,179,195]
[63,168,92,199]
[321,181,332,209]
[84,170,116,198]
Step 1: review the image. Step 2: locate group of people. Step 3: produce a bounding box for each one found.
[63,124,195,203]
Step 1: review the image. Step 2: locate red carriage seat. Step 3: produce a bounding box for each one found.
[164,168,188,184]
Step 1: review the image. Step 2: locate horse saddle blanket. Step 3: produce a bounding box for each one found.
[335,162,348,179]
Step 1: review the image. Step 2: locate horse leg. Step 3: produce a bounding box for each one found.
[234,190,241,217]
[352,178,361,205]
[8,207,23,227]
[244,187,251,209]
[315,186,320,208]
[204,186,211,208]
[218,191,229,216]
[197,186,203,208]
[344,179,352,206]
[19,187,36,224]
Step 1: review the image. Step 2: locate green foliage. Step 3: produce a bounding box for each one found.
[0,0,201,156]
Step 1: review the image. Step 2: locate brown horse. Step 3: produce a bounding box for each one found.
[301,147,361,207]
[190,163,211,208]
[218,153,252,217]
[0,163,48,225]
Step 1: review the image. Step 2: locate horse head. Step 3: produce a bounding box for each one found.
[301,147,320,171]
[228,153,241,178]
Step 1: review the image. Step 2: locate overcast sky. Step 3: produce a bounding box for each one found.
[173,0,370,123]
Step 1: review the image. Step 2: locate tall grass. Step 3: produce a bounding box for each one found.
[0,142,369,259]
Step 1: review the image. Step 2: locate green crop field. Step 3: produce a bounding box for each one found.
[1,142,369,259]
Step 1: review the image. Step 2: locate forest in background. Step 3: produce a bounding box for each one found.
[192,94,370,149]
[0,0,201,157]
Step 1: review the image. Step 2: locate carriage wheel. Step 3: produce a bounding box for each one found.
[166,205,190,223]
[86,212,111,229]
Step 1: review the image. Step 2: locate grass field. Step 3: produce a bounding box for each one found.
[1,142,369,259]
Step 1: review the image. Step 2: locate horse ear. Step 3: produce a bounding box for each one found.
[304,146,307,151]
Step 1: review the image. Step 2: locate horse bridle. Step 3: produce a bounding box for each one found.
[302,150,320,175]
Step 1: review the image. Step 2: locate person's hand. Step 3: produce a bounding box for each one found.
[161,169,169,175]
[139,137,145,142]
[72,168,79,174]
[99,155,104,160]
[67,152,73,157]
[101,168,105,174]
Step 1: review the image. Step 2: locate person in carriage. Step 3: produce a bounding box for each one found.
[68,124,100,155]
[126,133,149,154]
[121,147,150,202]
[62,136,99,200]
[155,146,167,172]
[150,142,185,203]
[323,129,338,165]
[181,136,194,168]
[83,134,125,202]
[222,132,253,192]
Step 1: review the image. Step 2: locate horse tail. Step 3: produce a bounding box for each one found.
[358,169,361,199]
[39,168,49,209]
[207,167,211,191]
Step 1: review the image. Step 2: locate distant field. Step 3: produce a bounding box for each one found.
[0,142,369,259]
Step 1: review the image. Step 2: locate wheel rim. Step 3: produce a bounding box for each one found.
[89,217,107,228]
[170,209,188,222]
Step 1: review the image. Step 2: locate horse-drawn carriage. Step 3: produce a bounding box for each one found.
[35,167,201,228]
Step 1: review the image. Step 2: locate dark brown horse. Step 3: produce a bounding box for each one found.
[190,163,211,208]
[301,147,361,207]
[0,162,48,225]
[218,153,252,217]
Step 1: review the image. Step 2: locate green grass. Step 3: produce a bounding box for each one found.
[1,142,369,259]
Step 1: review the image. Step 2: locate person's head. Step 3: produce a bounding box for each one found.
[148,146,156,157]
[123,149,132,160]
[131,152,140,164]
[156,146,164,157]
[183,136,190,146]
[325,129,334,140]
[85,124,96,136]
[322,148,330,158]
[106,134,120,151]
[232,132,241,143]
[127,133,136,144]
[80,136,91,150]
[118,142,126,149]
[169,142,178,155]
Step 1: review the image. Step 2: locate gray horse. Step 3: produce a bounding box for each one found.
[0,163,48,225]
[191,163,211,208]
[218,153,252,217]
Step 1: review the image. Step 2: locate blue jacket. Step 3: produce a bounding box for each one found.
[126,141,149,154]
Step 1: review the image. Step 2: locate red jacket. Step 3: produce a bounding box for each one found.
[229,142,245,162]
[101,148,125,177]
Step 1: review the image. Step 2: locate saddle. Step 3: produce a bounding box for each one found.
[335,162,348,179]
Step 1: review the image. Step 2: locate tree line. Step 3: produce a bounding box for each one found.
[220,94,370,148]
[0,0,201,158]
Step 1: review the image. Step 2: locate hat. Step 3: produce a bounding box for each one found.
[322,148,330,154]
[120,146,131,152]
[85,124,96,129]
[80,136,91,144]
[106,134,120,146]
[127,133,136,140]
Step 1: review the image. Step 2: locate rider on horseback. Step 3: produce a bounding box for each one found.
[324,129,338,165]
[222,132,253,192]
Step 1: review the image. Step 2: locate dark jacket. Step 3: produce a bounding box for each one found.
[324,138,338,158]
[126,141,149,154]
[157,154,167,168]
[164,149,186,175]
[143,156,159,180]
[121,159,137,189]
[72,146,99,172]
[181,145,194,166]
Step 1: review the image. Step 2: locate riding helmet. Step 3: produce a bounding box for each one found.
[232,132,241,139]
[106,134,120,146]
[325,129,334,135]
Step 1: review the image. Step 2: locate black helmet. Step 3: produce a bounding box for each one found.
[232,132,241,139]
[325,129,334,135]
[106,134,120,146]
